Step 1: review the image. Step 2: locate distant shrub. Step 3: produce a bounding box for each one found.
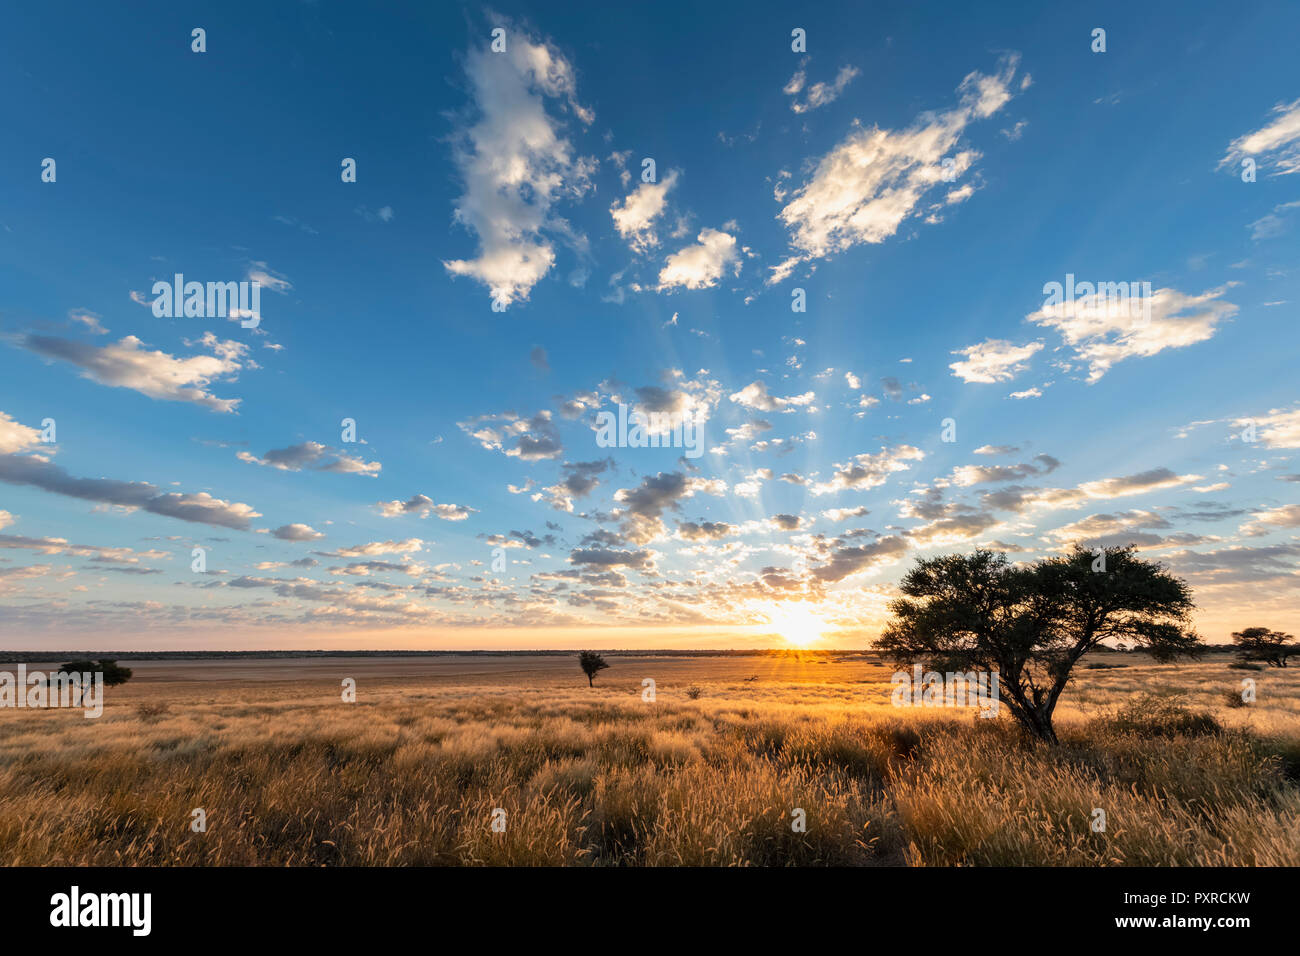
[1221,691,1249,709]
[685,685,703,700]
[1228,661,1262,671]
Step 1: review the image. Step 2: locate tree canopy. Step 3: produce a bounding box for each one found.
[878,545,1201,742]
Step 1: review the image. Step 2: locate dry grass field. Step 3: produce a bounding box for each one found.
[1,652,1297,866]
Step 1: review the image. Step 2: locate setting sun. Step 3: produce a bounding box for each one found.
[756,602,834,647]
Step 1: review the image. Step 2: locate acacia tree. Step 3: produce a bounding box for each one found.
[1231,627,1299,667]
[52,659,133,705]
[578,651,610,687]
[877,545,1201,743]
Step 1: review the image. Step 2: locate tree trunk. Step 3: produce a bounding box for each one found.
[1000,680,1059,743]
[587,674,593,687]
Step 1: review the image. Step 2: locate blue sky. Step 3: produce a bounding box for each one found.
[1,0,1297,649]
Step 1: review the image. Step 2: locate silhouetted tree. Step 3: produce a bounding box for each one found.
[578,651,609,687]
[878,545,1201,743]
[53,659,133,704]
[1231,627,1298,668]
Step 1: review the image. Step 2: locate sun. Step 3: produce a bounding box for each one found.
[757,601,833,647]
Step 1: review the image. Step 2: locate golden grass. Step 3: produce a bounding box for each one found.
[0,655,1295,866]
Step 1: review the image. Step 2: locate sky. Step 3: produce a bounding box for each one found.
[0,0,1297,650]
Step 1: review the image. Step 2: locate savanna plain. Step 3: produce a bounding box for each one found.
[1,651,1296,867]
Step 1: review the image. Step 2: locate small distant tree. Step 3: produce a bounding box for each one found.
[54,659,133,704]
[1231,627,1299,668]
[578,651,609,687]
[879,545,1202,744]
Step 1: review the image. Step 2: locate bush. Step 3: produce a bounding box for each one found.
[685,685,703,700]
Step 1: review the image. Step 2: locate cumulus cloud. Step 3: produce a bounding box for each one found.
[656,227,740,291]
[19,333,248,412]
[238,441,381,476]
[442,26,595,306]
[949,339,1043,383]
[1240,504,1300,537]
[375,494,476,520]
[0,412,43,454]
[460,409,563,461]
[769,513,806,531]
[905,512,1000,546]
[613,471,726,543]
[950,454,1060,486]
[1028,285,1237,383]
[270,523,324,541]
[812,445,925,495]
[769,55,1022,283]
[332,539,425,557]
[677,520,734,541]
[611,169,679,253]
[568,547,654,570]
[811,535,910,583]
[822,505,870,522]
[535,458,614,512]
[1234,404,1300,449]
[729,380,815,412]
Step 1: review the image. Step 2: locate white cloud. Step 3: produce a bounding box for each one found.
[949,339,1043,383]
[813,445,925,495]
[443,27,595,306]
[1241,504,1300,537]
[657,228,740,291]
[1220,98,1300,177]
[18,333,248,412]
[334,539,425,557]
[0,412,43,454]
[1028,285,1237,383]
[376,495,476,520]
[238,441,381,476]
[246,261,292,294]
[68,309,107,335]
[770,55,1021,282]
[1235,404,1300,449]
[729,380,814,412]
[271,523,324,541]
[788,65,860,114]
[611,169,678,253]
